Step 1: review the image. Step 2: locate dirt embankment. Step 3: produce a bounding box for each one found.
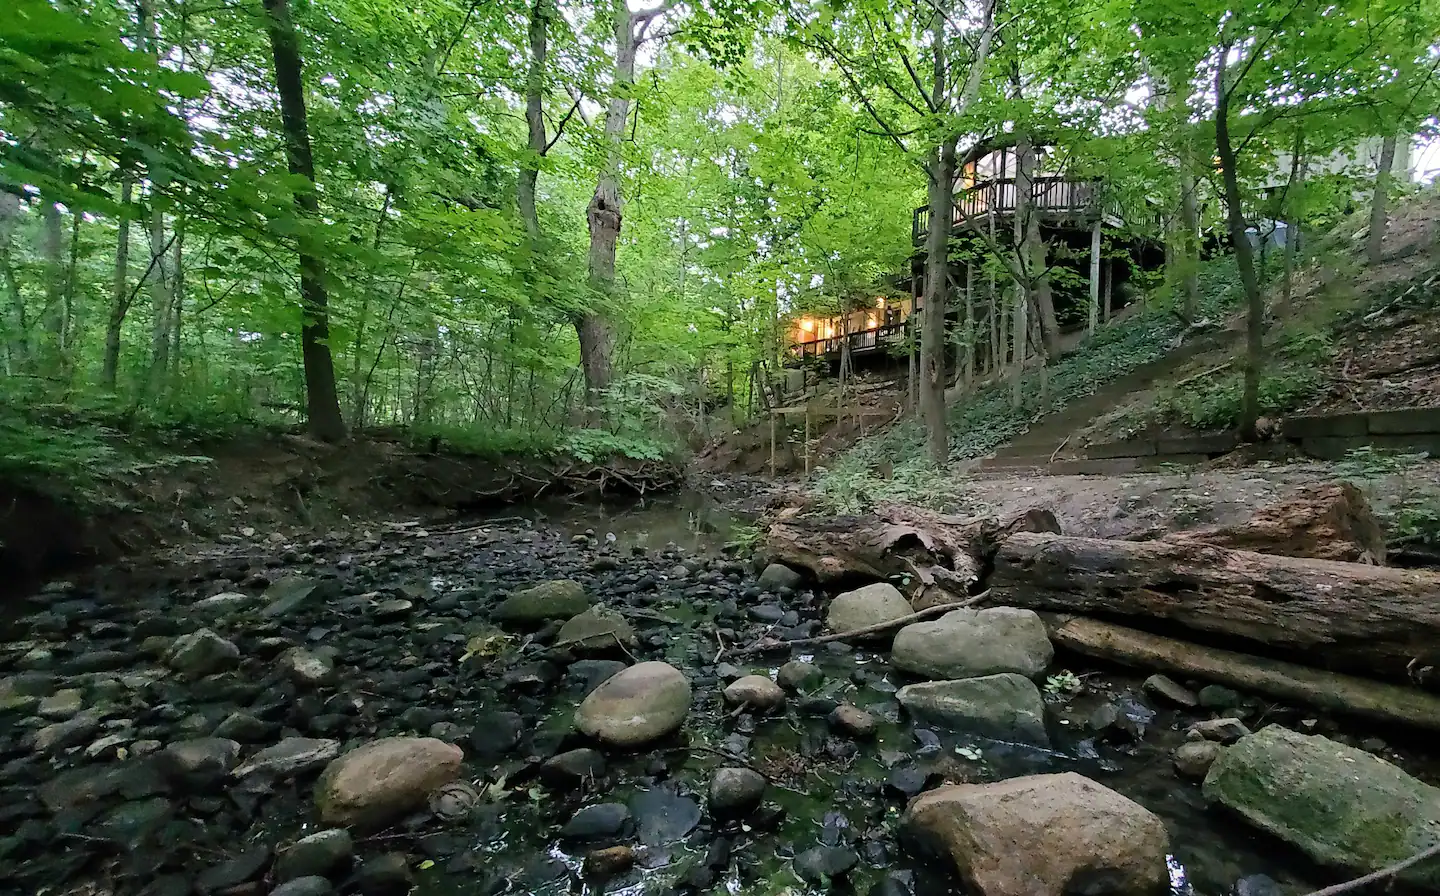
[0,431,682,594]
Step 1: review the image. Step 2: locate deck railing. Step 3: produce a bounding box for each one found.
[789,321,909,362]
[912,176,1117,243]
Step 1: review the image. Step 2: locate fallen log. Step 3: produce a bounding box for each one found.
[763,504,1059,605]
[991,533,1440,685]
[1164,482,1386,564]
[1043,615,1440,734]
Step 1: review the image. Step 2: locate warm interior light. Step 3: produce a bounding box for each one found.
[866,317,877,328]
[876,297,886,308]
[799,319,815,332]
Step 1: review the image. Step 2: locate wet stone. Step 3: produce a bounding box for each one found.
[561,803,631,841]
[1198,684,1242,710]
[37,689,84,721]
[584,845,636,878]
[1174,741,1222,779]
[794,846,859,884]
[194,845,272,894]
[830,704,878,739]
[885,765,935,799]
[1187,718,1251,744]
[629,788,701,847]
[540,748,607,786]
[469,711,523,758]
[354,852,414,896]
[232,737,339,779]
[271,878,334,896]
[723,675,785,711]
[708,767,767,813]
[1143,674,1198,708]
[777,661,823,692]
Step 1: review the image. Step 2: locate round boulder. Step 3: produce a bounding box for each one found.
[575,662,691,747]
[892,607,1053,680]
[709,767,768,813]
[495,580,592,624]
[723,675,786,711]
[315,737,464,830]
[826,583,913,639]
[556,608,638,653]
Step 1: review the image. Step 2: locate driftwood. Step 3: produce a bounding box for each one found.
[1164,482,1386,564]
[731,593,988,657]
[1044,615,1440,733]
[991,532,1440,685]
[763,504,1059,605]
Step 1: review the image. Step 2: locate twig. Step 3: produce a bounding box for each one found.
[731,591,990,657]
[1301,841,1440,896]
[1049,436,1071,464]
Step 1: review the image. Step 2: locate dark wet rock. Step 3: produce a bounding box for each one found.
[567,660,628,695]
[33,711,103,753]
[561,803,631,840]
[575,662,691,747]
[354,852,414,896]
[630,788,702,847]
[1204,726,1440,887]
[399,706,445,732]
[708,767,767,813]
[232,737,340,779]
[584,845,636,878]
[156,737,242,790]
[281,647,335,687]
[262,576,339,619]
[1174,741,1222,779]
[827,583,912,638]
[193,591,251,615]
[897,674,1049,747]
[794,846,859,884]
[1232,875,1285,896]
[556,607,638,652]
[61,649,133,674]
[1198,684,1242,710]
[903,773,1169,896]
[749,604,787,623]
[758,563,803,591]
[502,661,561,693]
[798,696,839,717]
[39,761,168,811]
[869,871,917,896]
[830,704,877,739]
[275,829,354,882]
[495,580,592,624]
[885,765,935,799]
[892,608,1052,680]
[164,629,240,679]
[194,844,272,894]
[212,711,272,744]
[316,736,463,829]
[469,711,523,758]
[94,796,172,841]
[715,662,744,681]
[913,728,942,757]
[270,877,334,896]
[373,598,413,619]
[1188,718,1251,744]
[1089,695,1153,744]
[777,661,822,692]
[723,675,785,711]
[540,748,607,786]
[1143,674,1198,708]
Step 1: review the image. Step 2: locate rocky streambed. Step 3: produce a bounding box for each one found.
[2,497,1438,896]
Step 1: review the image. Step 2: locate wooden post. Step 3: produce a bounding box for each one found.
[769,412,777,479]
[1088,218,1102,335]
[803,404,811,475]
[1102,259,1112,323]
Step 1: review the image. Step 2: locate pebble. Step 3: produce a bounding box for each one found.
[708,767,768,813]
[723,675,786,710]
[830,704,878,739]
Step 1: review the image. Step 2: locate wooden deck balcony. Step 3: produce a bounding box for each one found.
[789,321,909,363]
[912,176,1118,244]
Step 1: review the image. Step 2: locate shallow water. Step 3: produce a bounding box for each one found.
[488,488,748,556]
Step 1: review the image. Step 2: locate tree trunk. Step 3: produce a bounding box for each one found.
[263,0,347,442]
[169,220,184,379]
[146,201,173,399]
[1214,51,1265,440]
[990,532,1440,685]
[0,189,29,374]
[1281,128,1307,308]
[41,200,66,368]
[1179,161,1201,319]
[1365,133,1398,266]
[518,0,549,243]
[921,140,955,464]
[1087,219,1101,335]
[1162,482,1387,564]
[582,0,638,404]
[1015,137,1060,356]
[1045,615,1440,733]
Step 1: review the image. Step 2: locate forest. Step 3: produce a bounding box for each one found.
[1,0,1437,467]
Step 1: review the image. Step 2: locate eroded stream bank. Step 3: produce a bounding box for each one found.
[1,490,1436,896]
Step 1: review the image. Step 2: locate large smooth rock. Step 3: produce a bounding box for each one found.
[1203,726,1440,888]
[892,607,1052,680]
[556,608,638,652]
[723,675,786,711]
[316,737,464,830]
[759,563,803,591]
[897,674,1049,747]
[903,773,1170,896]
[575,662,691,747]
[708,767,767,813]
[495,580,592,623]
[826,583,913,637]
[164,629,240,679]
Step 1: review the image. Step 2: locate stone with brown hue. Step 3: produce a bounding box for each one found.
[723,675,786,711]
[315,737,464,830]
[574,662,691,747]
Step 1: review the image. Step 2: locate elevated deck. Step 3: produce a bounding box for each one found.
[913,176,1122,244]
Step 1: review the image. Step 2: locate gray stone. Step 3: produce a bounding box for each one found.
[1188,718,1251,744]
[281,647,335,687]
[164,629,240,679]
[232,737,340,779]
[793,846,858,884]
[316,736,464,830]
[275,829,354,882]
[1174,741,1222,779]
[892,607,1052,681]
[495,580,592,623]
[758,563,803,591]
[271,878,334,896]
[262,577,339,619]
[213,711,272,742]
[36,688,84,720]
[1204,726,1440,888]
[708,767,767,813]
[1143,674,1198,708]
[897,674,1049,747]
[556,607,638,652]
[157,737,242,789]
[561,803,631,840]
[575,662,691,747]
[193,591,251,614]
[826,583,912,638]
[723,675,785,711]
[777,660,823,692]
[540,748,607,785]
[830,704,878,739]
[1198,684,1242,710]
[373,598,413,619]
[354,853,413,896]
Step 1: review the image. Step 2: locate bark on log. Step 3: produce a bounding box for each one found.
[1165,482,1386,564]
[1043,615,1440,733]
[763,504,1059,604]
[992,532,1440,686]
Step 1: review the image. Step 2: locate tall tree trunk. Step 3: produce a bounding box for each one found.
[518,0,549,243]
[103,177,134,389]
[1365,133,1398,266]
[920,2,955,466]
[169,220,184,380]
[146,199,173,399]
[263,0,347,441]
[1281,128,1306,308]
[1214,49,1265,441]
[0,190,28,374]
[583,0,647,404]
[1179,159,1201,319]
[41,200,66,369]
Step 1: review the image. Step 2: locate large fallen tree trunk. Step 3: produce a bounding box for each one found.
[1162,482,1386,564]
[1044,615,1440,733]
[991,532,1440,686]
[763,504,1059,605]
